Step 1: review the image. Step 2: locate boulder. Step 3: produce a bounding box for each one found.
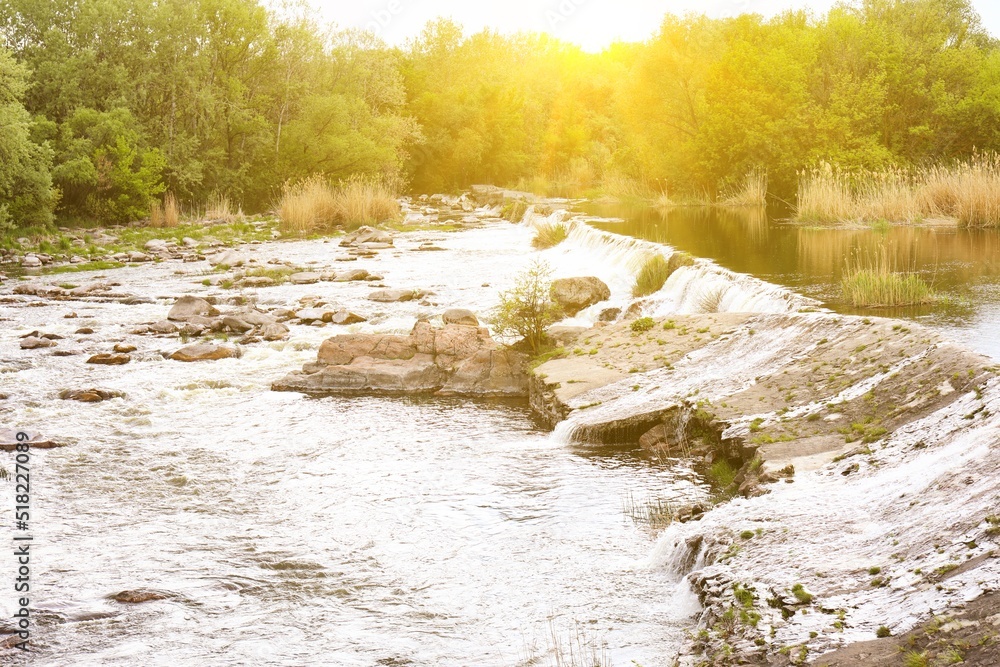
[639,424,673,452]
[274,321,527,397]
[369,289,416,303]
[21,254,41,268]
[170,344,239,362]
[260,323,290,341]
[550,277,611,316]
[235,309,277,327]
[113,344,137,353]
[87,353,131,365]
[168,296,219,322]
[208,250,246,267]
[75,327,95,335]
[222,316,253,333]
[296,308,333,324]
[442,308,479,326]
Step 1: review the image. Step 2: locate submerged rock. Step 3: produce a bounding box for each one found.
[20,336,55,349]
[111,590,169,604]
[0,430,62,451]
[368,288,418,303]
[59,388,125,403]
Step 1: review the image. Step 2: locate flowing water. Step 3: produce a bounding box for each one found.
[2,198,998,666]
[582,202,1000,360]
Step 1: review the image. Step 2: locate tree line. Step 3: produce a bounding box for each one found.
[1,0,998,230]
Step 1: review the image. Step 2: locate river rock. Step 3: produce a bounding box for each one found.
[127,251,151,262]
[222,316,253,333]
[334,269,369,282]
[20,336,55,349]
[151,320,179,334]
[273,321,528,397]
[168,296,220,321]
[75,327,95,335]
[87,353,131,365]
[442,309,479,326]
[170,343,239,362]
[209,250,247,267]
[289,272,323,285]
[369,289,417,303]
[296,308,333,324]
[330,310,367,325]
[0,430,62,451]
[21,254,41,268]
[260,323,290,341]
[550,277,611,316]
[234,309,277,327]
[59,388,125,403]
[113,344,137,353]
[341,226,393,247]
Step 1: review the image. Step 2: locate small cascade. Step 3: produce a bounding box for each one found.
[520,206,818,326]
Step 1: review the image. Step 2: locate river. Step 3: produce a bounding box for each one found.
[2,198,998,666]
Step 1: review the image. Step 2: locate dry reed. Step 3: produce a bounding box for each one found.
[719,167,768,207]
[798,154,1000,227]
[149,192,179,228]
[278,174,400,233]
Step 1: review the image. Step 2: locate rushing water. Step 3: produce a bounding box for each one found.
[582,202,1000,359]
[4,197,998,665]
[1,221,708,666]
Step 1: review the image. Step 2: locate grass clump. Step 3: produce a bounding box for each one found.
[633,254,670,297]
[279,174,399,233]
[630,317,655,333]
[531,222,569,249]
[841,245,934,308]
[149,192,179,228]
[791,583,814,604]
[876,625,892,638]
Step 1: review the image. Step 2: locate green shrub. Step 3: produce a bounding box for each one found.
[531,222,568,248]
[631,317,655,333]
[491,260,563,355]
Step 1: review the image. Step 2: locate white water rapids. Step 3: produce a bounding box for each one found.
[0,203,996,665]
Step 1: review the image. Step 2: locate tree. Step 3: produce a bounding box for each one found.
[491,260,563,355]
[0,47,54,231]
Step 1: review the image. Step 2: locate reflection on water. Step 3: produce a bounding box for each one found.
[583,202,1000,359]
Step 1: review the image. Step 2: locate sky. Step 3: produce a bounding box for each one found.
[302,0,1000,51]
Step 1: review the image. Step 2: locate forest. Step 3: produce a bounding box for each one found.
[2,0,999,231]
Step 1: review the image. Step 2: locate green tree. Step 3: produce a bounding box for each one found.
[0,47,54,231]
[491,260,563,355]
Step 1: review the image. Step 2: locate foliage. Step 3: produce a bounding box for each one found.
[0,47,55,231]
[490,260,563,355]
[4,0,1000,228]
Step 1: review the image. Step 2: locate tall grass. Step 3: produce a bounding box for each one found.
[532,222,569,249]
[206,193,242,223]
[278,174,400,233]
[798,154,1000,227]
[719,167,768,207]
[149,192,179,228]
[633,254,671,297]
[841,245,935,307]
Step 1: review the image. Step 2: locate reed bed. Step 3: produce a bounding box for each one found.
[278,174,400,233]
[798,155,1000,227]
[205,193,242,223]
[719,167,768,207]
[841,245,935,307]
